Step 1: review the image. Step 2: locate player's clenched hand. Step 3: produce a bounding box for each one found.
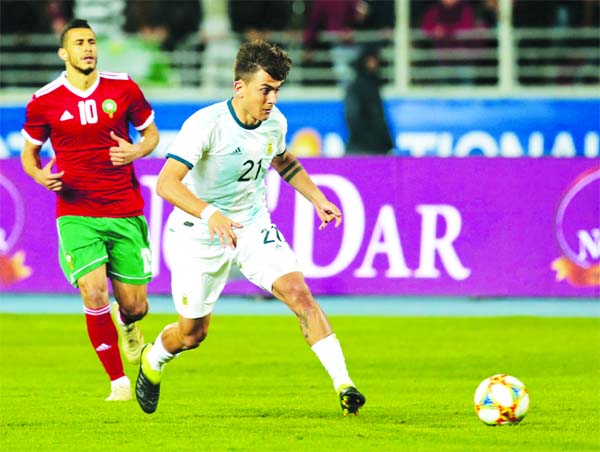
[109,131,141,166]
[315,199,342,230]
[207,211,243,249]
[36,157,64,192]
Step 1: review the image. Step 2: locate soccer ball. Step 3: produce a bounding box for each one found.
[474,374,529,425]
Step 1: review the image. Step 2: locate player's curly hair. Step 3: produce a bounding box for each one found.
[60,19,93,47]
[234,40,292,83]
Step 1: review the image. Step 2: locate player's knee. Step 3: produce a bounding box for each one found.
[285,282,314,306]
[125,303,148,322]
[283,283,316,312]
[121,301,148,322]
[79,282,109,307]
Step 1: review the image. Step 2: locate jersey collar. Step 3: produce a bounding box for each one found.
[227,98,262,130]
[61,71,100,98]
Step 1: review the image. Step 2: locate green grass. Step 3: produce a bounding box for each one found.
[1,313,599,452]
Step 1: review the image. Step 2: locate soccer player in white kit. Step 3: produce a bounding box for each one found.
[135,40,365,416]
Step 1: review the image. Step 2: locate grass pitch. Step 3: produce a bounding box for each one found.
[0,312,599,452]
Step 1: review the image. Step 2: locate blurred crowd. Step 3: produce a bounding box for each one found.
[1,0,598,88]
[3,0,598,47]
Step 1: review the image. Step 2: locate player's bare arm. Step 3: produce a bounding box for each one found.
[109,122,159,166]
[156,158,242,248]
[21,141,64,192]
[271,151,342,230]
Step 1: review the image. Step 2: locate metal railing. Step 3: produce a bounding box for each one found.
[0,26,598,99]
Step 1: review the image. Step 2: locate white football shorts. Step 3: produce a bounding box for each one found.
[164,214,302,319]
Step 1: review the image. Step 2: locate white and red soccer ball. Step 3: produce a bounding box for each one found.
[474,374,529,425]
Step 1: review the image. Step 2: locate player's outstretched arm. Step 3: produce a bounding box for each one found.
[270,151,342,230]
[21,141,64,192]
[109,122,159,166]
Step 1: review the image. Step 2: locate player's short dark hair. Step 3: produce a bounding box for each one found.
[234,40,292,83]
[60,19,93,47]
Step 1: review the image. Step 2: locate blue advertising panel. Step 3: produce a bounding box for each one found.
[1,98,598,158]
[387,99,599,158]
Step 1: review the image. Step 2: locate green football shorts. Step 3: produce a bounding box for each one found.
[56,216,152,287]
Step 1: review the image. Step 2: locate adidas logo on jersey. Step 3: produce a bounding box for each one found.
[60,110,74,121]
[231,147,242,155]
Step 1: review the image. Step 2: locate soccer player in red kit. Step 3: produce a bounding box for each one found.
[21,19,160,401]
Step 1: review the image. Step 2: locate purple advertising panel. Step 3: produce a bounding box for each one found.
[0,157,598,297]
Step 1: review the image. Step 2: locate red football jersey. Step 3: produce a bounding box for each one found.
[22,71,154,218]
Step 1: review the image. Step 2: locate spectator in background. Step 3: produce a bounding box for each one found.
[228,0,293,42]
[472,0,498,29]
[354,0,396,84]
[344,46,394,155]
[125,0,202,51]
[469,0,499,85]
[302,0,367,86]
[512,0,549,27]
[512,0,590,28]
[73,0,125,37]
[0,1,58,34]
[513,0,598,85]
[410,0,433,29]
[421,0,476,84]
[356,0,395,39]
[89,0,202,87]
[422,0,475,43]
[48,1,74,35]
[523,0,592,28]
[198,0,239,89]
[0,1,74,88]
[582,0,600,27]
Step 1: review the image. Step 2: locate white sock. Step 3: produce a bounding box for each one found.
[146,333,175,372]
[311,334,354,392]
[111,375,130,388]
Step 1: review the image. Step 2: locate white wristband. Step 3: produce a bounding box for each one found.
[200,204,218,221]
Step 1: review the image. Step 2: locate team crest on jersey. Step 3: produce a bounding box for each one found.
[266,143,273,156]
[102,99,117,118]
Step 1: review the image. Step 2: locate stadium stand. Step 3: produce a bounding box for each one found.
[0,0,598,94]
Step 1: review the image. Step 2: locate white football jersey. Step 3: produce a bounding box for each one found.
[166,98,287,242]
